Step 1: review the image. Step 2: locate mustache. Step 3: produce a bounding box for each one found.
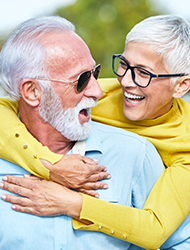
[78,98,98,111]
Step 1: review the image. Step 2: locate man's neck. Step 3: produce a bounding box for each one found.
[28,121,75,155]
[19,107,75,155]
[40,134,76,155]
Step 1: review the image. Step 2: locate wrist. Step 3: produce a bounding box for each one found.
[66,191,83,219]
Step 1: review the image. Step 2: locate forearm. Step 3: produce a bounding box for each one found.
[0,123,63,179]
[73,166,190,250]
[2,162,189,249]
[73,194,165,250]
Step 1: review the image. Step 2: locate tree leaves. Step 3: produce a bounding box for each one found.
[55,0,160,77]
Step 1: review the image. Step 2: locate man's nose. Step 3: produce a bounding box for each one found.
[83,76,103,99]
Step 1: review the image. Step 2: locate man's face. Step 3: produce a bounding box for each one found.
[39,86,97,141]
[118,42,176,121]
[39,31,103,140]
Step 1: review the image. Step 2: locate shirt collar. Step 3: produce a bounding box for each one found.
[71,122,103,156]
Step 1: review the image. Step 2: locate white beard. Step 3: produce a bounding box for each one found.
[39,86,97,141]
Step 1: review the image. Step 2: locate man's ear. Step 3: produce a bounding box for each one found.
[19,78,41,107]
[173,76,190,98]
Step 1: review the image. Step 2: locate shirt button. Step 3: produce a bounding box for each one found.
[123,235,127,240]
[15,133,19,137]
[33,155,37,159]
[98,226,102,230]
[23,144,28,149]
[111,230,114,234]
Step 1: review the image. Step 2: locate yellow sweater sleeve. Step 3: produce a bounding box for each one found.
[73,164,190,250]
[0,97,63,179]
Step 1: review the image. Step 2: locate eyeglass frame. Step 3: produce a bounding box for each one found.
[31,64,101,93]
[112,54,188,88]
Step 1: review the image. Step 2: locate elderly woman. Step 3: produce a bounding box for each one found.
[0,15,190,249]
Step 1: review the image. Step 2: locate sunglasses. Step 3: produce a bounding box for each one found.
[34,64,101,93]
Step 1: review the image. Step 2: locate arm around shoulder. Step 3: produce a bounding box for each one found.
[0,97,62,179]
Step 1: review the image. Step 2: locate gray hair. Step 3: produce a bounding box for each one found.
[126,15,190,83]
[0,16,75,100]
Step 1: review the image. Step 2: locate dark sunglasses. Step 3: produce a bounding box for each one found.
[34,64,101,93]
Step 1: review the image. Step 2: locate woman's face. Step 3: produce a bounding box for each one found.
[118,42,176,121]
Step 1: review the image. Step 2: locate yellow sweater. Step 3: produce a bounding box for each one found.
[0,78,190,249]
[0,98,62,179]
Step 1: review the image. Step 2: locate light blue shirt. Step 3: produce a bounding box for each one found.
[0,121,187,250]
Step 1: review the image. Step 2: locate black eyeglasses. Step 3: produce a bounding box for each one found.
[34,64,101,93]
[112,54,188,88]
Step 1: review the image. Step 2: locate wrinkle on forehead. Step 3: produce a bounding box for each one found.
[125,42,168,74]
[41,31,94,79]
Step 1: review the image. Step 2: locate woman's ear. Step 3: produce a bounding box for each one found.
[19,78,41,107]
[173,76,190,98]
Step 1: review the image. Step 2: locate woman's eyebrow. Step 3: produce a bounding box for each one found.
[121,55,155,71]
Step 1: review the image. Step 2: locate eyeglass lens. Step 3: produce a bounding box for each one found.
[113,56,151,87]
[77,64,101,93]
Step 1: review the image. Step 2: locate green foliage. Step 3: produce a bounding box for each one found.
[0,39,5,51]
[55,0,161,77]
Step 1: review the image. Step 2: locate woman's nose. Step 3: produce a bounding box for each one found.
[119,69,136,88]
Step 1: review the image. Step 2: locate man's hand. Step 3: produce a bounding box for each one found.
[41,154,111,197]
[0,175,83,218]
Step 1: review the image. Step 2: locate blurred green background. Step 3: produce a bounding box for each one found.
[54,0,160,77]
[0,0,161,78]
[1,0,190,101]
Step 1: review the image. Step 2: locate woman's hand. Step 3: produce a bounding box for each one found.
[0,174,83,218]
[41,154,111,197]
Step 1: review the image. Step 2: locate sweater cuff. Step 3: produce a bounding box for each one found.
[72,193,130,241]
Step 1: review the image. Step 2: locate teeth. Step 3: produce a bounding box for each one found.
[124,92,144,99]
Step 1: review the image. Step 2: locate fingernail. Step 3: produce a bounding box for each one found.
[1,194,6,200]
[103,184,109,189]
[95,194,99,198]
[104,168,107,172]
[12,205,16,210]
[2,176,7,181]
[0,183,4,188]
[107,174,111,179]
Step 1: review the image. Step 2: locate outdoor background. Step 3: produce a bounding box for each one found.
[0,0,190,102]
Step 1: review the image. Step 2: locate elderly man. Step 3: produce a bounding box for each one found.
[0,16,165,250]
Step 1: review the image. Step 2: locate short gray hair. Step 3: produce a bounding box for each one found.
[126,15,190,83]
[0,16,75,100]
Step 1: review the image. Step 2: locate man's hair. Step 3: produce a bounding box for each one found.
[126,15,190,82]
[0,16,75,100]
